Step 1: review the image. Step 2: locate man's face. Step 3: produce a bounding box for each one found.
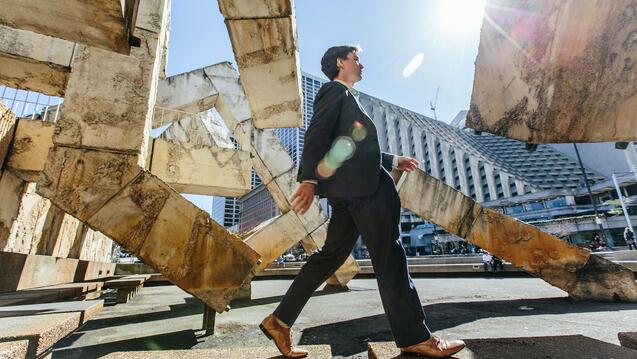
[337,52,364,83]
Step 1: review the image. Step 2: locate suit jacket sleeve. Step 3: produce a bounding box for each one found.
[297,82,347,182]
[381,152,395,172]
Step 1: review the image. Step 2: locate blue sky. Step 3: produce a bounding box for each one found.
[167,0,486,123]
[169,0,487,213]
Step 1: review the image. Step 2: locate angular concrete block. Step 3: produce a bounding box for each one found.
[136,189,260,312]
[0,252,79,292]
[0,340,27,359]
[203,62,252,130]
[7,119,54,181]
[218,0,293,19]
[250,128,295,184]
[0,0,129,54]
[618,332,637,351]
[53,44,154,152]
[3,182,51,255]
[398,169,637,302]
[0,102,16,174]
[149,138,252,196]
[0,52,68,97]
[87,171,171,252]
[156,65,220,122]
[0,171,26,247]
[0,24,74,67]
[243,210,308,272]
[160,112,235,149]
[271,170,328,234]
[225,17,302,129]
[467,0,637,143]
[37,146,142,222]
[0,312,81,358]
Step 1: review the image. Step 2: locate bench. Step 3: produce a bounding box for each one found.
[104,275,150,303]
[0,300,103,358]
[0,282,103,306]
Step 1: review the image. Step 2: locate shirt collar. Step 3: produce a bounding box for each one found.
[334,79,360,98]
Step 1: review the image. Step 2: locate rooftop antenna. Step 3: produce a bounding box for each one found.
[430,86,440,121]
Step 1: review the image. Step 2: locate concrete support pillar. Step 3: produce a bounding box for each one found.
[426,136,441,179]
[454,149,470,196]
[515,179,526,196]
[500,172,512,198]
[483,163,498,201]
[469,157,485,203]
[440,142,455,188]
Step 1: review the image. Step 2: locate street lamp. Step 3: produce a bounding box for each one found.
[573,144,609,247]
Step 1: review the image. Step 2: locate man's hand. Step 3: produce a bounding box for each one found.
[396,156,419,172]
[291,182,316,215]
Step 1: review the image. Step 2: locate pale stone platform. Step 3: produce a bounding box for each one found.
[101,345,332,358]
[368,335,637,358]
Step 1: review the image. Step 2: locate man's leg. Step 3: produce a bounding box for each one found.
[273,199,359,326]
[349,172,431,348]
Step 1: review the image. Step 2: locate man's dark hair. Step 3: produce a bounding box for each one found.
[321,45,362,80]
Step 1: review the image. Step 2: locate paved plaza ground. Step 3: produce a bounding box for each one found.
[52,276,637,358]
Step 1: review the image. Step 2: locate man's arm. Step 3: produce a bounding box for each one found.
[297,82,346,182]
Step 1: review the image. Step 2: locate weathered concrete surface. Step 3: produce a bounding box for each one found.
[0,102,16,174]
[0,0,129,54]
[467,0,637,143]
[149,138,252,196]
[0,172,26,248]
[2,183,51,255]
[618,332,637,351]
[243,211,309,272]
[0,24,74,66]
[0,53,69,97]
[7,119,54,181]
[160,111,235,149]
[100,345,332,359]
[218,0,293,19]
[0,312,81,358]
[220,0,302,129]
[155,65,220,125]
[74,169,260,312]
[0,340,28,359]
[368,336,637,359]
[0,300,104,324]
[0,252,79,292]
[397,169,637,301]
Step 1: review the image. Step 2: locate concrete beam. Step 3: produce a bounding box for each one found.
[6,119,54,182]
[397,169,637,301]
[221,1,302,129]
[0,0,129,54]
[149,138,252,197]
[155,65,221,126]
[0,25,74,96]
[0,102,16,174]
[218,0,293,19]
[467,0,637,143]
[243,211,308,272]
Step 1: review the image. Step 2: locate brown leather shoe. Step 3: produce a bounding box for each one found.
[400,336,465,358]
[259,314,308,358]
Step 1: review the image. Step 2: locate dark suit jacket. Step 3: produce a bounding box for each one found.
[297,81,395,198]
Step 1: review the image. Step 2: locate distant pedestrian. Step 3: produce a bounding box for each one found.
[492,256,504,272]
[482,252,492,272]
[624,227,635,250]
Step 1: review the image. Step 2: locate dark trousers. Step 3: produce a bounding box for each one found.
[273,171,431,347]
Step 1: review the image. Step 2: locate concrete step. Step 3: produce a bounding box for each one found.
[0,300,103,323]
[0,340,28,359]
[100,345,333,358]
[0,300,103,358]
[618,332,637,351]
[368,335,637,358]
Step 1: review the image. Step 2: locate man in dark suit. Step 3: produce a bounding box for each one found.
[259,45,465,358]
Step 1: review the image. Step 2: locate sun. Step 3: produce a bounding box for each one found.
[436,0,487,35]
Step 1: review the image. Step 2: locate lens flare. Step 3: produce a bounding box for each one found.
[402,53,425,78]
[352,121,367,141]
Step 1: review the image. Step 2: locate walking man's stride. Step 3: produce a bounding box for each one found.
[260,45,466,358]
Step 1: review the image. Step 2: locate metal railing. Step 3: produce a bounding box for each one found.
[0,85,63,122]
